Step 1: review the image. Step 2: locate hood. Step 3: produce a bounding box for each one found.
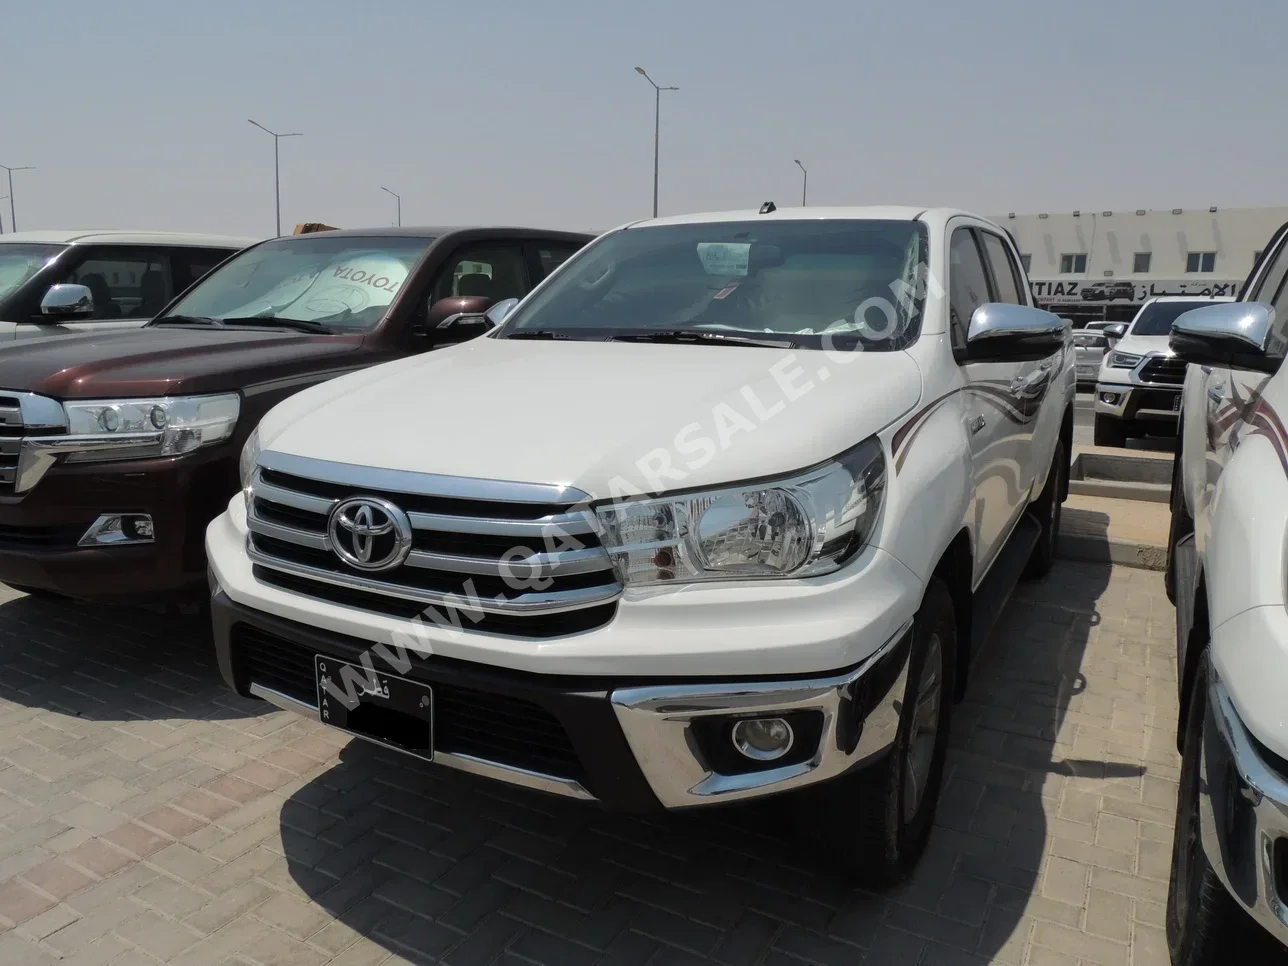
[0,327,367,398]
[261,336,924,500]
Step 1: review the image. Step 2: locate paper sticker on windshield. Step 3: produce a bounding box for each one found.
[697,243,750,276]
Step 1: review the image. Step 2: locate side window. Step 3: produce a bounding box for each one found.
[980,232,1024,305]
[948,228,992,354]
[173,248,236,292]
[59,249,174,319]
[534,243,582,281]
[1251,240,1288,353]
[431,245,530,304]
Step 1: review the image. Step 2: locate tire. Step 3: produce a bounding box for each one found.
[790,578,956,887]
[1093,412,1129,448]
[1166,653,1284,964]
[1023,439,1065,580]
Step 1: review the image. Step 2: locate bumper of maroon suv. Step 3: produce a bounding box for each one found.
[0,445,237,602]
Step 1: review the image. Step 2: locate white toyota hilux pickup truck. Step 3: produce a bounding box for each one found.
[1164,221,1288,962]
[207,205,1075,883]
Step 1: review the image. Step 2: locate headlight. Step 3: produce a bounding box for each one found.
[1108,351,1143,369]
[239,426,261,494]
[595,437,886,587]
[60,393,240,463]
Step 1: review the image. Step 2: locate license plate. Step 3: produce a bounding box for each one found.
[315,655,434,761]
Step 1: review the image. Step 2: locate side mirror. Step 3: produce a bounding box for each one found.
[425,295,492,331]
[485,297,519,327]
[1102,323,1127,348]
[1170,302,1280,374]
[40,283,94,319]
[963,303,1068,362]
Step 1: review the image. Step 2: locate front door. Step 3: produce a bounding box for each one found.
[949,225,1029,584]
[17,246,179,338]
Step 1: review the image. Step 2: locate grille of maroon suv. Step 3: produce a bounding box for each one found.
[232,623,586,781]
[1139,356,1187,385]
[0,394,67,492]
[244,464,622,638]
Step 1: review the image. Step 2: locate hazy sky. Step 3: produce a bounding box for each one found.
[5,0,1282,239]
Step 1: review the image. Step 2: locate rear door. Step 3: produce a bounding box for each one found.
[16,245,179,337]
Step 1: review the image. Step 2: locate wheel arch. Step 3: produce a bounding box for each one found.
[931,528,973,702]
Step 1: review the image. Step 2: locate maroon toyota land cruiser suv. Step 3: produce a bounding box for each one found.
[0,226,591,605]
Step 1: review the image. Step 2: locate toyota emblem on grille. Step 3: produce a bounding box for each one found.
[327,497,413,571]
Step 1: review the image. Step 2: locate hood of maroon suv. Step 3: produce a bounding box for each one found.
[0,326,372,399]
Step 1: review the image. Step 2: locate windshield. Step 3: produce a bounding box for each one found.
[156,235,434,332]
[498,219,930,350]
[0,244,65,301]
[1130,300,1214,337]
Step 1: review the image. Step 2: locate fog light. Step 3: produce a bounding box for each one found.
[78,513,155,547]
[1100,391,1120,405]
[731,717,794,762]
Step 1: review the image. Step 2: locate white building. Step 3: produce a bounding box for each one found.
[990,206,1288,323]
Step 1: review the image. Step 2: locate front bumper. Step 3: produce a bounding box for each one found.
[1199,666,1288,946]
[211,588,914,811]
[1093,380,1181,423]
[0,445,238,601]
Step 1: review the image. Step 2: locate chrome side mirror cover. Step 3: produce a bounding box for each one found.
[1170,302,1280,374]
[485,297,519,327]
[963,303,1068,363]
[40,283,95,318]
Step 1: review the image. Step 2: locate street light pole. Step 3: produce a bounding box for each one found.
[634,67,678,218]
[794,159,808,207]
[247,120,302,237]
[0,166,34,233]
[381,186,401,227]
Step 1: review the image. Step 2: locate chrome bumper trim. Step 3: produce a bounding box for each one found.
[1200,669,1288,946]
[610,618,914,807]
[248,683,596,802]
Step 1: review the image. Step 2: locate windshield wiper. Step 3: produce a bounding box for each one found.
[608,329,799,349]
[150,314,224,327]
[219,316,334,335]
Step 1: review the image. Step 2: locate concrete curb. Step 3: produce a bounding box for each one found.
[1057,529,1167,571]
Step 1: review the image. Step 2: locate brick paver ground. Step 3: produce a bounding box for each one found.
[0,560,1178,965]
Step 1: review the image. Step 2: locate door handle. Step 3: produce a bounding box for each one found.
[1009,367,1050,395]
[969,415,986,435]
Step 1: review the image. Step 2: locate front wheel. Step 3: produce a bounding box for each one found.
[790,579,956,887]
[1166,653,1285,964]
[1093,412,1129,448]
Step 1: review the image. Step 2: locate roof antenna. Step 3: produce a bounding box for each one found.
[759,201,777,214]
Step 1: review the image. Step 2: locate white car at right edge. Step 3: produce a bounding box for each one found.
[1165,218,1288,963]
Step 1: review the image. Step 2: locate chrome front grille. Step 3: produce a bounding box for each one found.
[245,451,622,636]
[1139,356,1187,386]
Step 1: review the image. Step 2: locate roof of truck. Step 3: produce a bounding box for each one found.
[0,230,260,247]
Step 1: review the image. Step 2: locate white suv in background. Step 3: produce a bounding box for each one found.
[206,206,1074,884]
[1093,295,1232,447]
[0,230,257,337]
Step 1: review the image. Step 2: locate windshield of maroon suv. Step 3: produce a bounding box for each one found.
[154,235,434,333]
[1130,300,1213,337]
[0,244,65,301]
[496,219,929,351]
